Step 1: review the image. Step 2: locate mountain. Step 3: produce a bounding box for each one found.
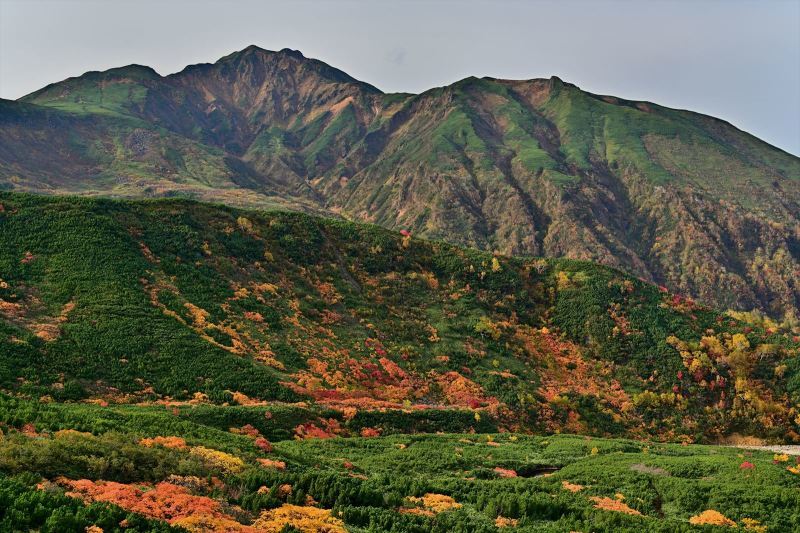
[1,191,799,443]
[1,46,798,319]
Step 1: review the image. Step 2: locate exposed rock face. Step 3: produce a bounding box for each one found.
[2,46,798,316]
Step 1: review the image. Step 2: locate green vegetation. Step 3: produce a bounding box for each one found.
[3,46,798,319]
[0,395,798,532]
[0,192,798,530]
[1,192,798,442]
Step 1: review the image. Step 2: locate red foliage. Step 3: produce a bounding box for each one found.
[740,461,755,469]
[359,427,381,438]
[294,418,342,439]
[254,437,273,452]
[493,467,518,478]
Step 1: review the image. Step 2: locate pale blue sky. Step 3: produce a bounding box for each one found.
[1,0,798,155]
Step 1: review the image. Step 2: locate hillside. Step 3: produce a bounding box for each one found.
[0,46,797,318]
[2,192,800,532]
[1,192,798,443]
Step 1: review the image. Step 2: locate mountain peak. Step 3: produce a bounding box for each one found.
[278,47,305,59]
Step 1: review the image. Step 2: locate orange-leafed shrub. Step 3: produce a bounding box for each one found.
[254,437,273,452]
[139,436,187,449]
[495,516,518,528]
[58,479,257,532]
[589,496,642,515]
[493,467,517,478]
[359,427,381,438]
[561,480,584,493]
[230,424,261,437]
[257,458,286,470]
[689,510,736,527]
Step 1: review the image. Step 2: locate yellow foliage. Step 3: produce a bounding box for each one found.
[189,446,244,473]
[729,333,751,351]
[252,504,346,532]
[491,257,502,273]
[406,493,462,514]
[741,518,767,532]
[53,429,92,439]
[183,303,210,328]
[236,216,254,233]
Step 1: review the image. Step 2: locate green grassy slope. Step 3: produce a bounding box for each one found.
[1,192,798,444]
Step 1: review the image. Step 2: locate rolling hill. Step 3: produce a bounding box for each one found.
[1,191,798,443]
[0,46,798,319]
[1,192,800,531]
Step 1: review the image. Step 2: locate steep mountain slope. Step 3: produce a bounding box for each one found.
[1,46,798,317]
[1,192,799,443]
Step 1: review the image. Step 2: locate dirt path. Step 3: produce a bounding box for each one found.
[733,445,800,455]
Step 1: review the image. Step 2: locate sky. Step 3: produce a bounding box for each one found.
[1,0,798,155]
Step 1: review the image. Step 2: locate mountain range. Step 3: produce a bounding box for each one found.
[0,45,798,318]
[2,46,800,532]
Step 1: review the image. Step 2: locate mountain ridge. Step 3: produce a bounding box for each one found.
[2,45,798,318]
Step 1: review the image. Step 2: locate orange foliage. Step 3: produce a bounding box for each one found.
[359,427,381,438]
[689,509,736,527]
[561,480,584,493]
[230,391,266,406]
[435,371,498,411]
[518,327,633,432]
[589,496,642,515]
[257,458,286,470]
[495,516,519,528]
[58,479,257,532]
[493,467,517,478]
[139,436,187,449]
[229,424,261,438]
[315,282,342,305]
[254,437,273,452]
